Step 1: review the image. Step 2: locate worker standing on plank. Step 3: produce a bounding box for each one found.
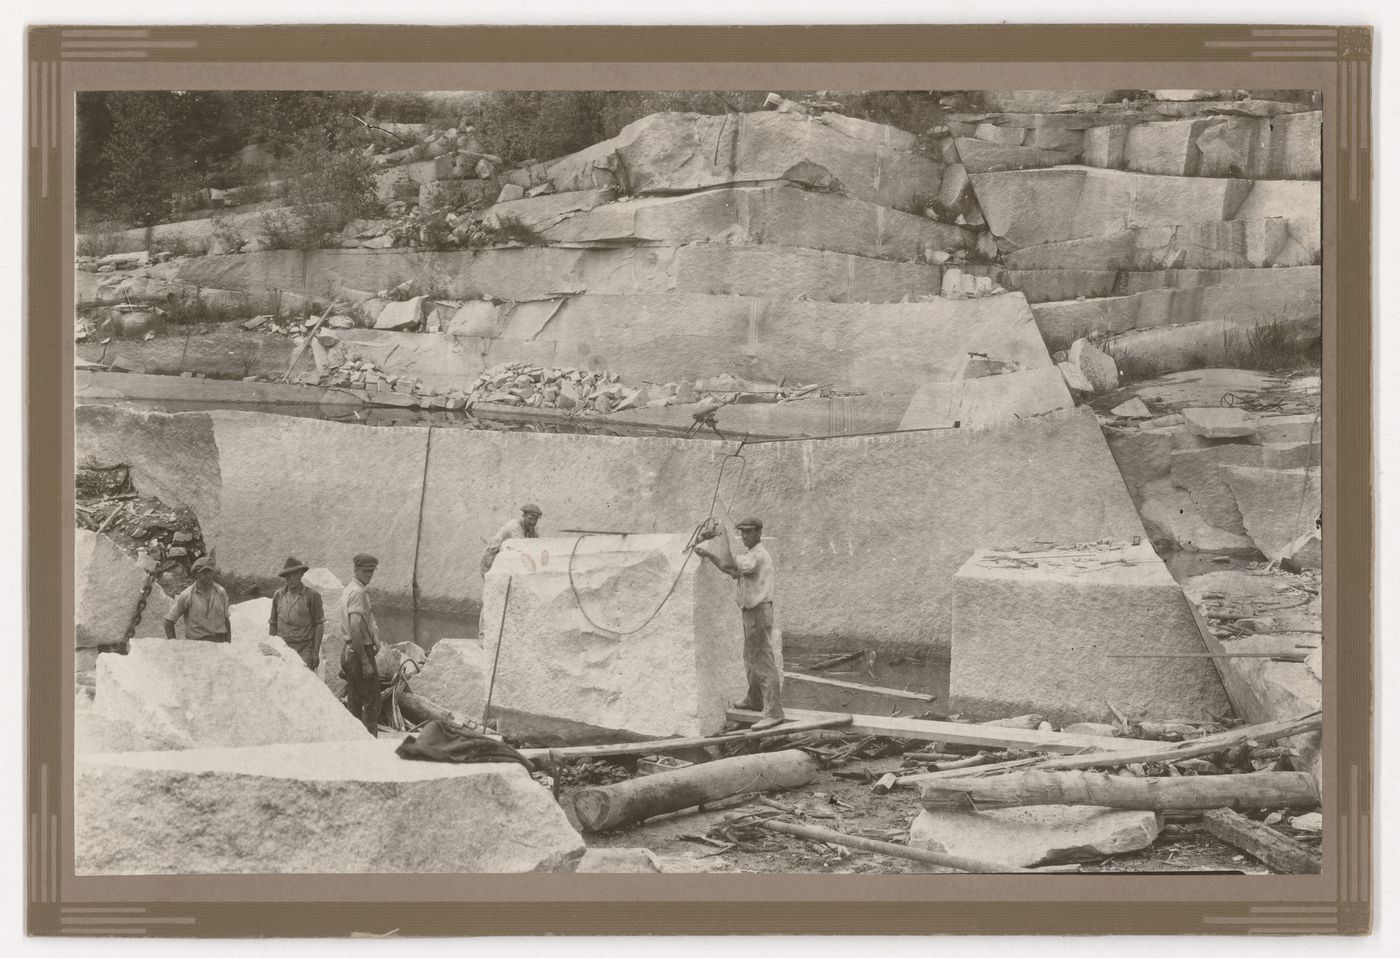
[480,503,542,577]
[267,557,324,671]
[163,555,231,643]
[694,516,785,731]
[340,553,382,736]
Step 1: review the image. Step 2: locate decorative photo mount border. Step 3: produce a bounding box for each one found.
[26,23,1372,937]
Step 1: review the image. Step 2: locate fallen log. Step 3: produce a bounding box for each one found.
[918,771,1320,812]
[898,712,1323,788]
[782,671,936,702]
[756,819,1034,874]
[572,749,822,832]
[1201,808,1322,874]
[396,687,497,736]
[727,707,1144,755]
[517,715,852,764]
[808,650,867,672]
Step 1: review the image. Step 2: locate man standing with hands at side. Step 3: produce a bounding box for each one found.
[341,553,382,736]
[694,516,785,731]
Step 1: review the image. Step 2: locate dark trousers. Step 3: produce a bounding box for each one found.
[740,602,783,720]
[344,653,381,736]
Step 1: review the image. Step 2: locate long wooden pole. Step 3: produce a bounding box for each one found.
[781,671,936,703]
[481,575,512,728]
[918,770,1320,812]
[727,707,1142,754]
[756,819,1034,874]
[517,715,852,764]
[572,749,821,832]
[897,712,1322,789]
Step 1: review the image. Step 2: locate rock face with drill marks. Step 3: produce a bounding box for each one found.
[74,529,173,673]
[76,740,586,874]
[77,404,1153,654]
[479,534,746,740]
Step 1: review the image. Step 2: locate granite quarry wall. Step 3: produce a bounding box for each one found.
[76,403,1148,654]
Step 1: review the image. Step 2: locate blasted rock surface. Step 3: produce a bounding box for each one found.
[538,111,943,212]
[76,740,584,874]
[87,636,370,751]
[480,534,744,739]
[1222,466,1322,560]
[897,367,1072,430]
[949,545,1231,724]
[74,529,172,654]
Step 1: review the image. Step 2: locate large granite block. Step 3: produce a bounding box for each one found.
[76,740,584,873]
[950,544,1232,724]
[479,534,745,740]
[86,636,370,752]
[74,529,171,654]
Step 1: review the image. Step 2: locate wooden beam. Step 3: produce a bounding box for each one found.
[726,707,1147,754]
[1201,808,1321,874]
[919,770,1320,812]
[897,712,1322,788]
[781,671,937,702]
[517,714,852,763]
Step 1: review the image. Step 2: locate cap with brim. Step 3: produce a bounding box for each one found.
[521,503,543,517]
[735,516,763,530]
[352,553,379,570]
[191,556,216,573]
[278,557,310,577]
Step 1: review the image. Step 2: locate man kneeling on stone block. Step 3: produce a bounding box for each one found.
[694,516,785,731]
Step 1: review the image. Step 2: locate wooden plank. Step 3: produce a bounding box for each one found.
[727,707,1148,754]
[517,714,852,763]
[897,712,1322,788]
[781,671,936,703]
[1201,808,1321,874]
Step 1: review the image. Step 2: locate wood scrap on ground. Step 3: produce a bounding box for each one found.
[917,770,1320,812]
[1201,808,1322,874]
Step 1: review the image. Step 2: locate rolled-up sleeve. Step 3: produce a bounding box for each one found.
[164,590,189,624]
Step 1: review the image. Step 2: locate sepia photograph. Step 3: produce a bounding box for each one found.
[65,82,1329,881]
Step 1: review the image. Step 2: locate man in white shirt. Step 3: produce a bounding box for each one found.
[695,516,784,731]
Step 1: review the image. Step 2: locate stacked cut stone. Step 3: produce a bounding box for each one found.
[934,90,1321,379]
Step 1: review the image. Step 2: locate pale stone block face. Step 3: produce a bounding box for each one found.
[76,740,584,874]
[949,544,1232,724]
[909,806,1161,868]
[480,534,746,739]
[87,636,370,753]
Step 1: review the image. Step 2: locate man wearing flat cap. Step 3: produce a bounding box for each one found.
[694,516,785,731]
[340,553,382,735]
[164,555,232,643]
[481,503,543,577]
[268,557,325,670]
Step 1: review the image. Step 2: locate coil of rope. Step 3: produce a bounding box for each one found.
[564,439,748,637]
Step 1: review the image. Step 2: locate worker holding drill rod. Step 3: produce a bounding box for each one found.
[693,516,786,731]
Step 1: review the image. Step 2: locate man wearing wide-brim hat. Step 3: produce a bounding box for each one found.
[267,557,325,671]
[163,555,232,644]
[694,516,785,731]
[480,503,543,577]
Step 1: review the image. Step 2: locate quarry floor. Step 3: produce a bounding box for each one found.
[563,763,1268,876]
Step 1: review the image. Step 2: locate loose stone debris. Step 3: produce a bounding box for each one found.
[71,89,1324,876]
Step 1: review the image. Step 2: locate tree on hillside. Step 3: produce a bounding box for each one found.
[94,92,192,226]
